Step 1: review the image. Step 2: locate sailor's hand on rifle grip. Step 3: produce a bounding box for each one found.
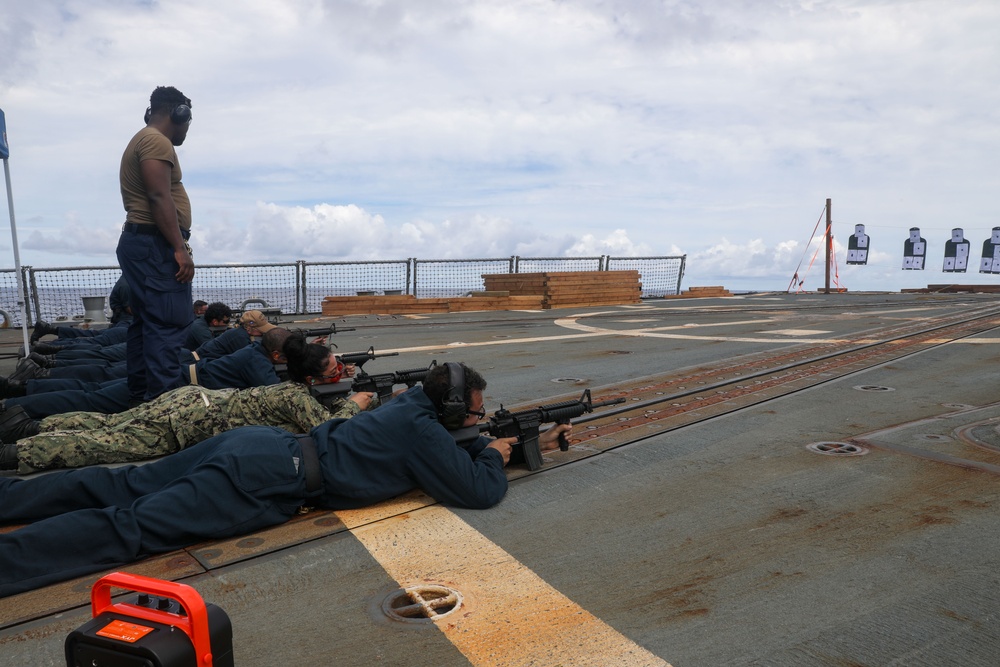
[487,437,516,464]
[540,423,572,452]
[557,419,571,451]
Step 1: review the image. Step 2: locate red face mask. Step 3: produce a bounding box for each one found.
[305,360,344,385]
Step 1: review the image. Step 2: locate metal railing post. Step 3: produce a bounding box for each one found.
[25,265,38,326]
[296,261,305,315]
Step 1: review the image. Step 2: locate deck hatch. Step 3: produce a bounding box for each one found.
[381,585,464,623]
[807,441,869,456]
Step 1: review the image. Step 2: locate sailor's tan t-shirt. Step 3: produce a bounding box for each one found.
[119,127,191,230]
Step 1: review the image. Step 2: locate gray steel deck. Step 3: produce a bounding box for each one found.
[2,292,999,666]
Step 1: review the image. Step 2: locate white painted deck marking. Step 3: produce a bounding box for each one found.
[372,309,998,356]
[768,329,833,336]
[335,505,670,666]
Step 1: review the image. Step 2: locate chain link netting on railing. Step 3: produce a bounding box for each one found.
[27,266,123,325]
[301,260,410,313]
[0,268,29,328]
[514,256,603,274]
[0,255,686,327]
[193,263,300,316]
[606,255,686,297]
[412,258,516,297]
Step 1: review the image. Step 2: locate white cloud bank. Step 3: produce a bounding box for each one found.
[2,1,1000,293]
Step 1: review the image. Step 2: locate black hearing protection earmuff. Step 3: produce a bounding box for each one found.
[439,362,468,430]
[144,104,192,125]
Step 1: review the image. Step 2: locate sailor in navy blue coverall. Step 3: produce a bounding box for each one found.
[5,337,283,418]
[0,365,568,597]
[3,326,254,398]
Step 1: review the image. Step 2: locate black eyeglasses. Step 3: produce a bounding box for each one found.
[467,408,487,421]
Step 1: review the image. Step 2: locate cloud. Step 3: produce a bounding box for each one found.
[688,237,798,282]
[191,201,653,263]
[21,220,120,260]
[1,1,999,296]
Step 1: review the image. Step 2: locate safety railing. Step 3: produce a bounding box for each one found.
[0,255,685,327]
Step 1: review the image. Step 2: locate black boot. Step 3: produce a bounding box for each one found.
[9,358,48,383]
[0,377,27,399]
[28,352,57,368]
[0,442,17,471]
[29,320,57,343]
[30,342,62,355]
[0,406,40,443]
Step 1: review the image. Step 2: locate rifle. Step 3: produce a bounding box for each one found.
[351,361,438,402]
[290,323,356,337]
[308,361,436,408]
[338,345,399,371]
[480,389,625,471]
[281,346,396,389]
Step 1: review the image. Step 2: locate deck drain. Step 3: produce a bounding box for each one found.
[806,441,869,456]
[382,585,463,624]
[551,377,585,384]
[853,385,895,392]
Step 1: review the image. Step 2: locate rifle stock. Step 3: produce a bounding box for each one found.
[351,361,438,402]
[308,361,437,408]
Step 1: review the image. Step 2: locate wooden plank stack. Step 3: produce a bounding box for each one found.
[320,270,642,316]
[901,284,1000,294]
[664,286,733,299]
[482,271,642,309]
[321,293,545,316]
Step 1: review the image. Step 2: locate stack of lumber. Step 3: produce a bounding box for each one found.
[321,293,545,316]
[901,284,1000,294]
[664,286,733,299]
[320,270,642,315]
[482,271,642,309]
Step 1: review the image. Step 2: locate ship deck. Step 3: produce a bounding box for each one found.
[2,291,1000,666]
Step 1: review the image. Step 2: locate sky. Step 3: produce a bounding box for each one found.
[1,0,999,293]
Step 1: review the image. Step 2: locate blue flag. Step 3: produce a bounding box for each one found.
[0,108,9,159]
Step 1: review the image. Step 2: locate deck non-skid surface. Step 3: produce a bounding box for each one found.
[2,292,1000,666]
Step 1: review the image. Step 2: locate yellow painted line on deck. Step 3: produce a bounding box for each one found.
[335,505,670,667]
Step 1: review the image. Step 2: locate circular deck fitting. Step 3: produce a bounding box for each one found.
[235,537,265,549]
[551,377,585,384]
[806,441,869,456]
[381,585,463,624]
[853,385,895,392]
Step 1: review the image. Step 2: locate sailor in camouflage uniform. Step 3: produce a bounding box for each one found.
[0,335,372,474]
